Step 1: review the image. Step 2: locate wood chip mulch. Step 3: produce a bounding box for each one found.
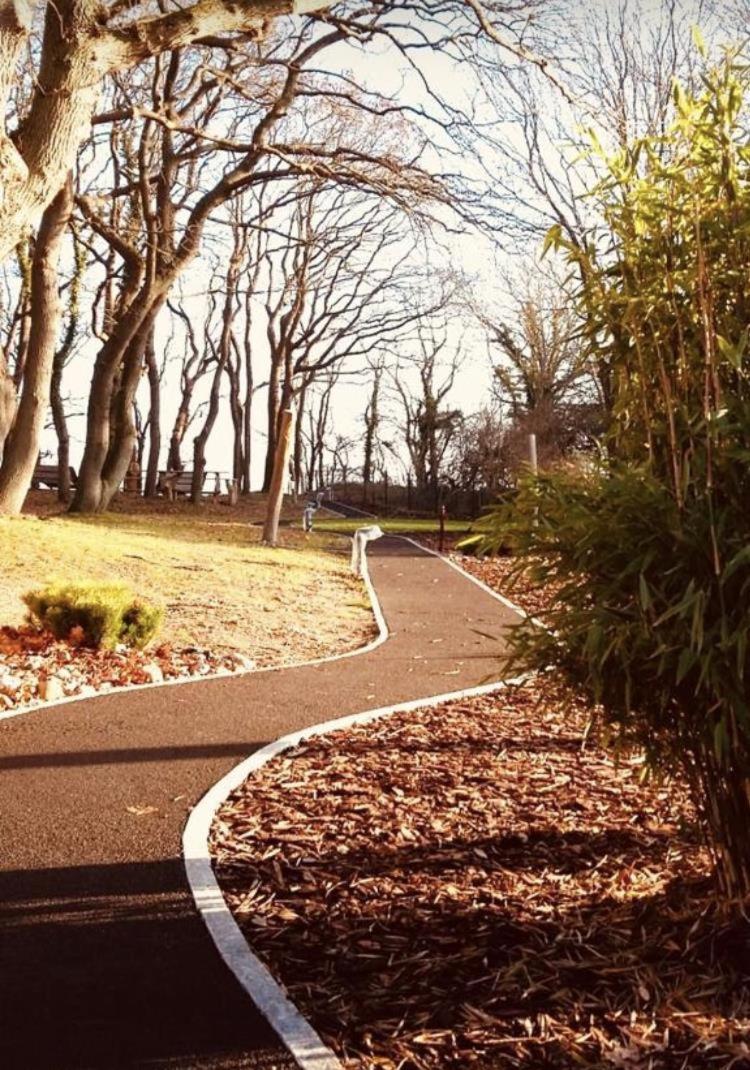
[211,676,750,1069]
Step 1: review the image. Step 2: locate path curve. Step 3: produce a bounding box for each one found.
[0,538,521,1069]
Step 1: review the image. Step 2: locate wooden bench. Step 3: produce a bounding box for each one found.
[158,470,203,500]
[32,463,77,491]
[158,470,225,500]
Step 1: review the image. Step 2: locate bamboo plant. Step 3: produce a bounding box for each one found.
[481,52,750,901]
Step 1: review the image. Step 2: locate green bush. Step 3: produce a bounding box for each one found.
[23,583,163,650]
[480,55,750,901]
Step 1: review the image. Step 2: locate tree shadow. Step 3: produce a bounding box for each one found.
[0,856,291,1070]
[0,740,265,772]
[220,822,749,1068]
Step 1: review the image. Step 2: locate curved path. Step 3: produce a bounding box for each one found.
[0,538,520,1069]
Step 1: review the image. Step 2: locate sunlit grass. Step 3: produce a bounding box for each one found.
[316,516,474,535]
[1,495,375,664]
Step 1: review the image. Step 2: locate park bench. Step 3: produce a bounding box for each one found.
[32,463,77,491]
[158,470,203,499]
[157,470,224,500]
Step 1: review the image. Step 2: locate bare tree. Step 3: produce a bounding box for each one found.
[362,355,386,507]
[166,300,211,473]
[448,405,509,500]
[50,226,86,502]
[191,225,248,502]
[301,374,337,493]
[0,0,326,261]
[482,268,601,466]
[394,325,464,510]
[0,178,73,512]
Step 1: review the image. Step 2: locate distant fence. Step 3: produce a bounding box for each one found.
[323,481,495,520]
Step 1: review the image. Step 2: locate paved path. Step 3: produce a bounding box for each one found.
[0,538,520,1069]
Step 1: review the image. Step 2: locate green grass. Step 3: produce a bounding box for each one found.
[3,494,376,664]
[316,516,474,535]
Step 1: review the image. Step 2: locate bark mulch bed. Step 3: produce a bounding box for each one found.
[0,625,252,712]
[211,675,750,1069]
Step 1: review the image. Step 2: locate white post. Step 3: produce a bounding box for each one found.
[351,525,384,576]
[528,433,538,475]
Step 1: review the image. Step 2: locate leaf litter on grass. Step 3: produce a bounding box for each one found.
[211,676,750,1070]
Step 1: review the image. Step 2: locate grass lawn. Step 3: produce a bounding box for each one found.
[316,515,474,536]
[2,492,375,666]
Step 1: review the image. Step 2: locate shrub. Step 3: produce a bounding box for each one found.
[481,55,750,901]
[23,583,163,650]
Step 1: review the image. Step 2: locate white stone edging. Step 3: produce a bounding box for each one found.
[398,534,544,627]
[0,537,387,725]
[183,535,532,1070]
[183,673,531,1070]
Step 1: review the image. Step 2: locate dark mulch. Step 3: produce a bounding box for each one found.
[211,676,750,1069]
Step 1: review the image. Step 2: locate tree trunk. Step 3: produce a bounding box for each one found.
[362,364,381,507]
[192,358,224,504]
[50,349,71,503]
[227,361,245,484]
[49,229,83,504]
[144,329,161,497]
[242,307,253,494]
[0,179,72,515]
[262,406,295,547]
[293,378,307,497]
[168,392,193,472]
[71,291,161,513]
[0,355,16,461]
[13,240,32,388]
[262,352,281,492]
[97,319,155,509]
[242,382,252,494]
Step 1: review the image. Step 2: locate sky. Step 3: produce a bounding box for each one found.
[33,0,728,492]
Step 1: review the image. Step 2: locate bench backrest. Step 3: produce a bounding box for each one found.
[158,470,206,494]
[33,464,77,484]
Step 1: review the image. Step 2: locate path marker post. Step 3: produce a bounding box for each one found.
[351,525,383,576]
[528,433,538,474]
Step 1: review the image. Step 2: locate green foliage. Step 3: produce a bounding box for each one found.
[483,54,750,899]
[494,470,750,756]
[23,582,163,650]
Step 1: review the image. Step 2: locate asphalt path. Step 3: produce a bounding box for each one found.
[0,537,520,1069]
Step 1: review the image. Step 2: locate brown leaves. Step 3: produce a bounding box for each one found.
[0,624,248,712]
[211,676,750,1069]
[451,552,561,619]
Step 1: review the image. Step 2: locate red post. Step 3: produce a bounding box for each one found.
[439,503,446,554]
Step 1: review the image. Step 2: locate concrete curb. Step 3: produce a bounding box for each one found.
[183,538,531,1069]
[399,535,545,627]
[183,672,531,1070]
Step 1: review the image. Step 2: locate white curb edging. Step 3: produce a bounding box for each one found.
[184,535,533,1070]
[398,534,545,627]
[183,673,532,1070]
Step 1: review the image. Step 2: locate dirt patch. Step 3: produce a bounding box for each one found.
[211,676,749,1069]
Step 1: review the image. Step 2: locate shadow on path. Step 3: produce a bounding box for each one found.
[0,538,520,1068]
